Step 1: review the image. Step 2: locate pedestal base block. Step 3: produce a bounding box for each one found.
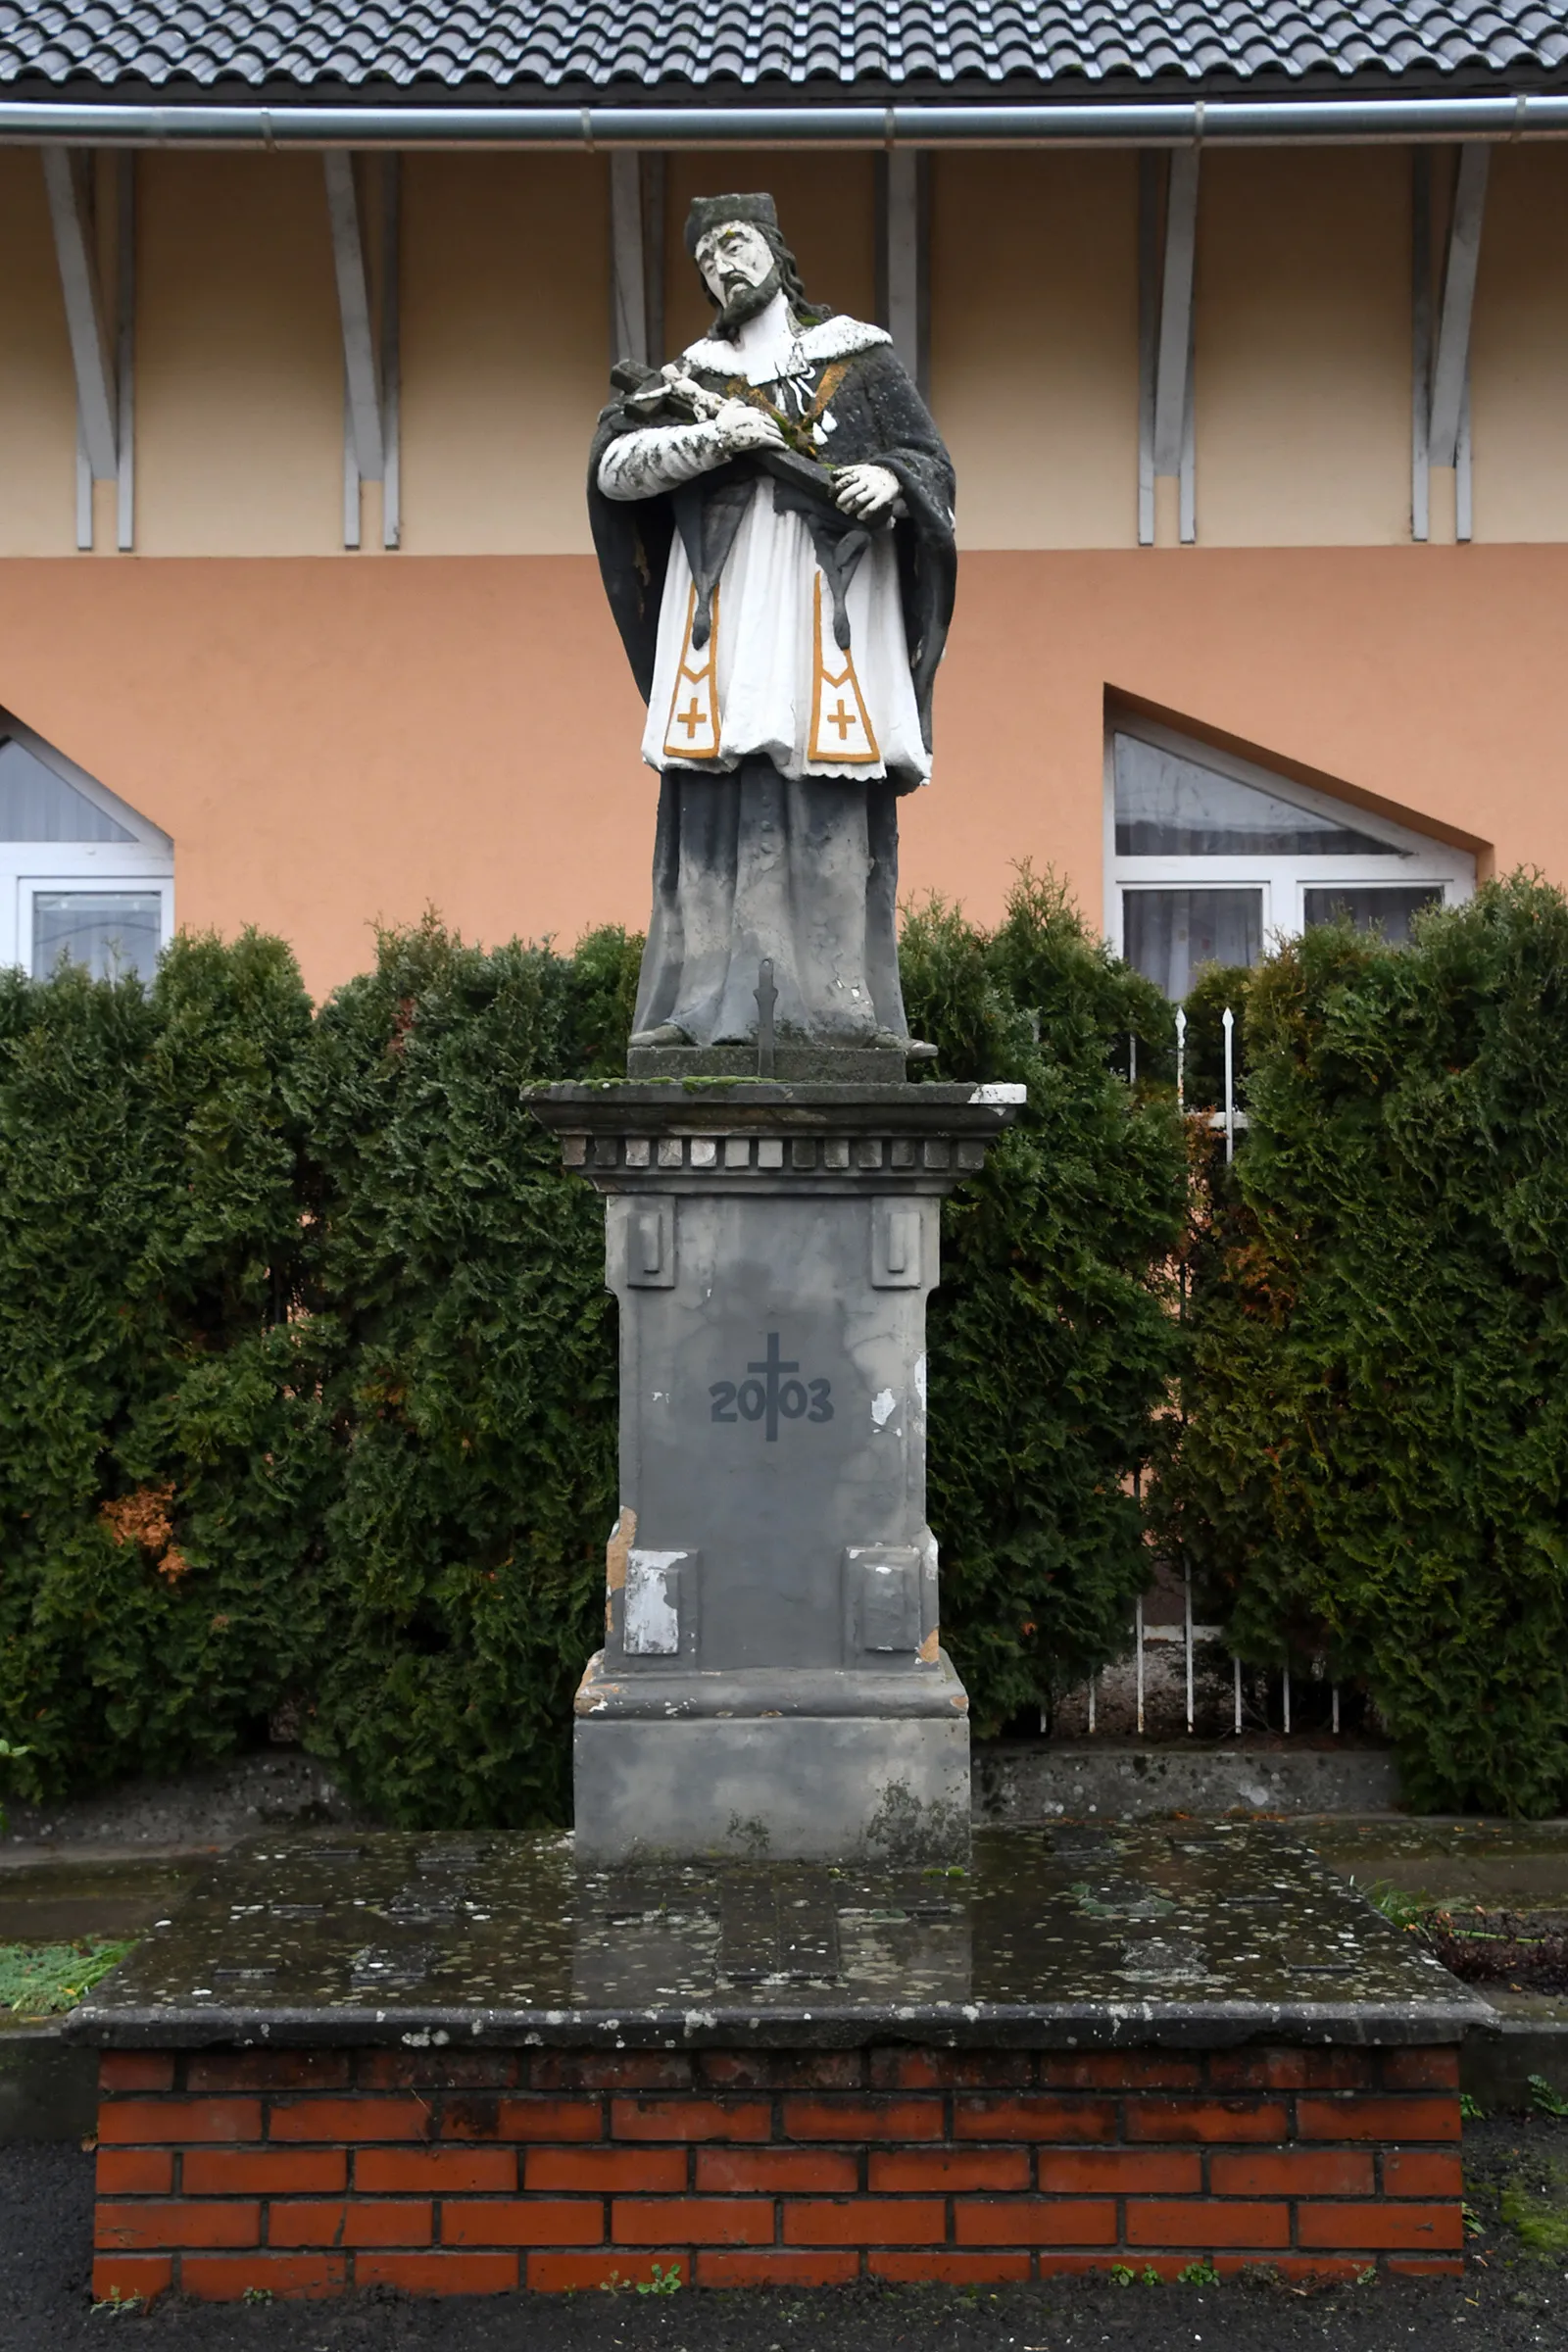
[573,1647,971,1865]
[528,1080,1023,1867]
[574,1720,968,1868]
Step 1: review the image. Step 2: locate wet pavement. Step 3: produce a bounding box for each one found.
[0,1854,203,1945]
[67,1821,1482,2052]
[7,1794,1568,1955]
[1307,1819,1568,1917]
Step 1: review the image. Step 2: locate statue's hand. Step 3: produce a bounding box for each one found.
[833,463,903,521]
[715,399,788,455]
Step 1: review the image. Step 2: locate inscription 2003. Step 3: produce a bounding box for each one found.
[710,1331,833,1442]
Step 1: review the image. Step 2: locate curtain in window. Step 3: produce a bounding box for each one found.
[1302,886,1443,943]
[1122,888,1262,999]
[33,892,162,984]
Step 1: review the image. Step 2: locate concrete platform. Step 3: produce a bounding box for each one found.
[70,1822,1479,2299]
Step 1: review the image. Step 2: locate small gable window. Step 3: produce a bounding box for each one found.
[0,712,172,984]
[1106,718,1473,999]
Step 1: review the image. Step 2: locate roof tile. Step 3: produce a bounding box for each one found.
[0,0,1564,90]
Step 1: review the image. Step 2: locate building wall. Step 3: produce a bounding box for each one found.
[1,142,1567,989]
[401,154,609,557]
[0,546,1554,1000]
[137,155,344,558]
[932,152,1141,550]
[1470,146,1568,544]
[1193,148,1413,549]
[0,149,79,556]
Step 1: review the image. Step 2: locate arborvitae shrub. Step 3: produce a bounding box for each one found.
[1162,877,1568,1814]
[301,919,641,1829]
[902,873,1187,1733]
[0,933,327,1798]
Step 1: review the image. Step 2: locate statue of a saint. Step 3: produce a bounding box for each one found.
[589,192,956,1058]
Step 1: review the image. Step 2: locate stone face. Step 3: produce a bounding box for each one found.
[605,1183,939,1675]
[531,1083,1021,1865]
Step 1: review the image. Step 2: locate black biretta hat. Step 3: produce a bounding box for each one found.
[684,192,779,258]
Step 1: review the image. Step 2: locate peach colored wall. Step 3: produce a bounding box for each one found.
[0,547,1560,999]
[401,154,610,557]
[0,150,78,556]
[9,145,1568,561]
[932,152,1140,550]
[1194,149,1412,548]
[136,154,344,556]
[1471,147,1568,543]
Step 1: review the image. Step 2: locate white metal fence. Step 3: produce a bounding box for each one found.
[1061,1586,1345,1741]
[1053,1003,1347,1743]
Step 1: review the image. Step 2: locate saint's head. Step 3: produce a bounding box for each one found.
[685,193,829,341]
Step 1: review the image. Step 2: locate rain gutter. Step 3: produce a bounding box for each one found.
[1,92,1567,149]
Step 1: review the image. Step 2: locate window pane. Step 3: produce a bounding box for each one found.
[1123,889,1263,999]
[0,739,133,841]
[32,892,162,984]
[1303,885,1444,944]
[1113,733,1397,857]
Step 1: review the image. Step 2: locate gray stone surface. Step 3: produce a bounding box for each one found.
[573,1661,971,1866]
[3,1752,369,1859]
[978,1740,1404,1823]
[1462,1991,1568,2109]
[627,1044,909,1084]
[531,1082,1019,1867]
[601,1179,943,1677]
[67,1822,1487,2050]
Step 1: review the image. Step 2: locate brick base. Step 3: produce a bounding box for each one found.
[90,2042,1463,2301]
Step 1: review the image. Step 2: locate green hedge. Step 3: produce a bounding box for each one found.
[0,885,1186,1823]
[302,920,640,1828]
[14,879,1568,1821]
[0,935,329,1797]
[1161,877,1568,1814]
[902,877,1185,1731]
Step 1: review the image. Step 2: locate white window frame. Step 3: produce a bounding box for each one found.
[1103,715,1474,977]
[0,708,173,980]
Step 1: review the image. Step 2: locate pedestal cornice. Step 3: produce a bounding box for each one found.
[527,1080,1024,1195]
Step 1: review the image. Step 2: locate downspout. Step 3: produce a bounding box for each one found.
[0,92,1562,149]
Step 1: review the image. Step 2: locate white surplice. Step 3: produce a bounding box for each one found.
[597,310,931,791]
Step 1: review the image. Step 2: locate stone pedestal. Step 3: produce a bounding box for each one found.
[529,1081,1021,1865]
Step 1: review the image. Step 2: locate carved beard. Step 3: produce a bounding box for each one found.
[711,260,784,341]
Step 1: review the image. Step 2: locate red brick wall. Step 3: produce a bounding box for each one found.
[91,2042,1463,2303]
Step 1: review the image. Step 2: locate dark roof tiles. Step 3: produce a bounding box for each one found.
[2,0,1565,92]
